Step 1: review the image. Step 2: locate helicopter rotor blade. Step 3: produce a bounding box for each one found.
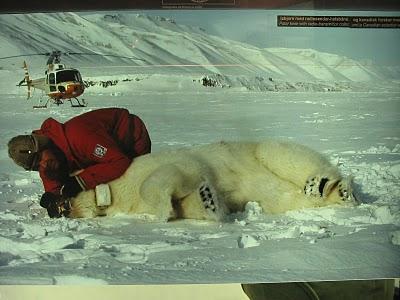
[1,51,145,62]
[63,52,146,62]
[0,53,51,60]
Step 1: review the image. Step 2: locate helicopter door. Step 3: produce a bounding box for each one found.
[48,72,57,92]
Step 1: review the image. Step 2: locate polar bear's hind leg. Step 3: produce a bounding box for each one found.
[252,139,360,209]
[255,140,341,193]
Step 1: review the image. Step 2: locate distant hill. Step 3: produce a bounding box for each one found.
[0,12,398,83]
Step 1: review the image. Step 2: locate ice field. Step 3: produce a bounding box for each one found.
[0,87,399,284]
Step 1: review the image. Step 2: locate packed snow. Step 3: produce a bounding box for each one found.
[0,12,399,285]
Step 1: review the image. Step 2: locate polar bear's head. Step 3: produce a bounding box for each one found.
[67,190,99,218]
[322,176,359,206]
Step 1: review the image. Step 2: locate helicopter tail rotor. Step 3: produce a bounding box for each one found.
[22,61,32,99]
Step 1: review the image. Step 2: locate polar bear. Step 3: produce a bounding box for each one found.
[67,139,358,221]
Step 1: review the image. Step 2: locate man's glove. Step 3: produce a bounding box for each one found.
[40,192,62,218]
[61,176,83,198]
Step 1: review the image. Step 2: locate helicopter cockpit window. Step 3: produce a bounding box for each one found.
[48,73,55,85]
[56,70,81,83]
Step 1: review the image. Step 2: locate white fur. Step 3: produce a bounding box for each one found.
[69,140,357,221]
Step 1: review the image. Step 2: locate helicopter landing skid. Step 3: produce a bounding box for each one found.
[33,98,50,109]
[69,97,86,108]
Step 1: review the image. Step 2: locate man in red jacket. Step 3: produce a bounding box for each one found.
[8,108,151,217]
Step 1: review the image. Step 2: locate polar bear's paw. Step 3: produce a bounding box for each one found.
[338,180,352,202]
[304,176,329,197]
[199,182,218,212]
[198,181,228,221]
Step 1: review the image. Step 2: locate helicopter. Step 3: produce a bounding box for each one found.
[15,51,86,108]
[1,50,145,109]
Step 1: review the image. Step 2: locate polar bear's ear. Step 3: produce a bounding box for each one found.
[321,178,340,197]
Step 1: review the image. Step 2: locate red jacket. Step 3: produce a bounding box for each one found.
[34,108,151,195]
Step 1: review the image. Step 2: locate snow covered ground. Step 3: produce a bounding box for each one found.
[0,11,399,286]
[0,85,399,284]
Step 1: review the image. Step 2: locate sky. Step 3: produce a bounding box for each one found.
[126,9,400,65]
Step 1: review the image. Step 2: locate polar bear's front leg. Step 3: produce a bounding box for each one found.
[179,180,228,221]
[137,164,185,221]
[139,163,212,221]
